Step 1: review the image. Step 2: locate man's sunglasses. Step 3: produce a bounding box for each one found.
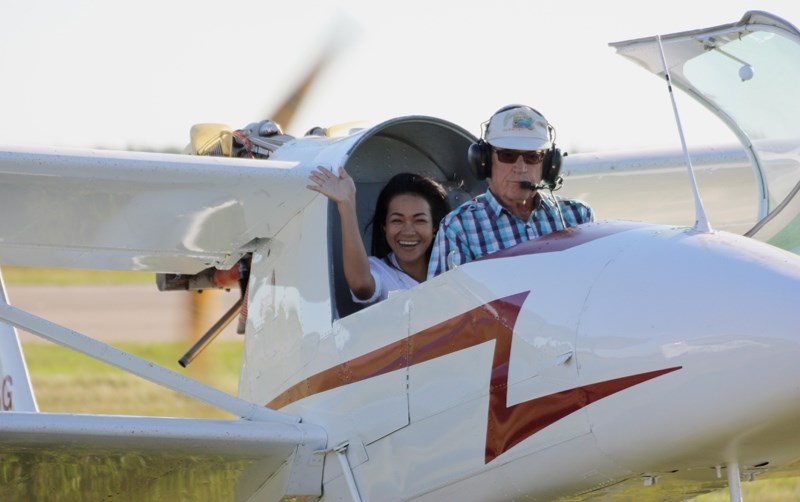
[493,149,546,164]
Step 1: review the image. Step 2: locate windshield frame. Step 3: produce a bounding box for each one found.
[610,11,800,250]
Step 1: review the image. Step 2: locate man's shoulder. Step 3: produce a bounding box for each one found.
[555,196,594,222]
[443,193,488,222]
[558,197,590,209]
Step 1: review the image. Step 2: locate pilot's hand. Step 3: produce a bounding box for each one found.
[307,165,356,205]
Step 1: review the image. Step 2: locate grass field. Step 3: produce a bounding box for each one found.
[24,339,243,419]
[699,479,800,501]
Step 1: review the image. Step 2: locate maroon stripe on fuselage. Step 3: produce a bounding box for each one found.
[267,288,680,464]
[475,220,650,261]
[266,293,529,410]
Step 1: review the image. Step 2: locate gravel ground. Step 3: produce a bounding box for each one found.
[5,284,242,344]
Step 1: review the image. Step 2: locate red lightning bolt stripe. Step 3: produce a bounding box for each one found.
[268,221,648,410]
[267,292,681,463]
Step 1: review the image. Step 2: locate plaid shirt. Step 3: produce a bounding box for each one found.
[427,190,594,277]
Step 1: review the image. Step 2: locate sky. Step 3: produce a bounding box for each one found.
[2,0,800,154]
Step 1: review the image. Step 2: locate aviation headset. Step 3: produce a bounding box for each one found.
[467,105,563,189]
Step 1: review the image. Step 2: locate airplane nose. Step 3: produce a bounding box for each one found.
[579,228,800,473]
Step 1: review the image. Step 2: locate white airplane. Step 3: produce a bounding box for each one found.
[1,9,800,502]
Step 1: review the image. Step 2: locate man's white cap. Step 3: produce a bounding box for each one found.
[485,105,552,151]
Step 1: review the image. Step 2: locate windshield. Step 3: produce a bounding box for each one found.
[682,26,800,210]
[612,11,800,252]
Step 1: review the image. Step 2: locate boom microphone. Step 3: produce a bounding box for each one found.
[518,181,568,229]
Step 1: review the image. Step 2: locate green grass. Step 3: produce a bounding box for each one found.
[10,267,240,419]
[695,477,800,501]
[23,340,243,418]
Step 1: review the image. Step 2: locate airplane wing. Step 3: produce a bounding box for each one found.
[0,411,327,501]
[0,113,476,276]
[0,146,316,274]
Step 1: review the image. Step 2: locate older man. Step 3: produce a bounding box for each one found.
[428,104,593,277]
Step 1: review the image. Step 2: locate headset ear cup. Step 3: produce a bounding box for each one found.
[542,147,563,188]
[468,140,492,180]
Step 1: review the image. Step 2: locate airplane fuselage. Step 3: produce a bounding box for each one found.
[240,220,800,500]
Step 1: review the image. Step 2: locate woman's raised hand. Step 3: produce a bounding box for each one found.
[307,165,356,205]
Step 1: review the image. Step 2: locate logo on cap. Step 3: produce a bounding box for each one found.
[504,112,535,131]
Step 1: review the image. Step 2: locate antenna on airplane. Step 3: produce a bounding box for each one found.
[656,35,713,233]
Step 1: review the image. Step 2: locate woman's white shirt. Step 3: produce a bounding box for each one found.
[351,253,418,304]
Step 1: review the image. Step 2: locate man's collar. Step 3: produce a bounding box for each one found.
[485,189,543,219]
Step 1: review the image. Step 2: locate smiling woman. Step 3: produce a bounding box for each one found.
[308,167,450,305]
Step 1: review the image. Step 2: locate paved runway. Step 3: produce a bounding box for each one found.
[5,284,242,344]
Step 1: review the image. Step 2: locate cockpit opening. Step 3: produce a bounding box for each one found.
[329,117,484,319]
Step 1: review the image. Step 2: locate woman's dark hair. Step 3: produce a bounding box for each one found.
[368,173,450,260]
